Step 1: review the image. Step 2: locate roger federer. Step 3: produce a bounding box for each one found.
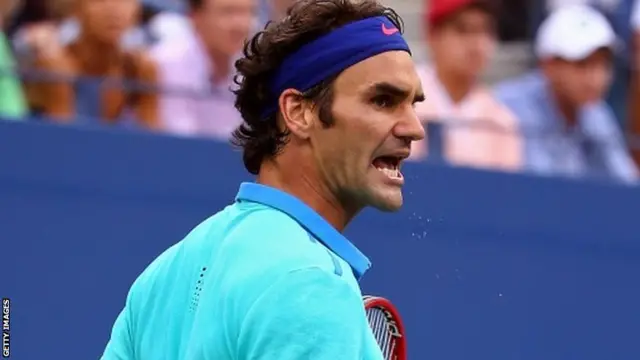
[101,0,424,358]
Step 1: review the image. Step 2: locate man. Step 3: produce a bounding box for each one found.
[0,0,27,119]
[27,0,159,129]
[410,0,522,172]
[151,0,255,139]
[101,0,424,358]
[495,4,638,183]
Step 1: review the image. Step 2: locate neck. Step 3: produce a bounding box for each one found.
[256,156,354,232]
[72,32,121,74]
[207,46,231,84]
[551,87,579,127]
[434,66,475,103]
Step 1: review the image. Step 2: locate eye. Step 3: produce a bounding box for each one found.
[371,94,393,108]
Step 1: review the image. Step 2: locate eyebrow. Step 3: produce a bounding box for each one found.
[370,82,425,103]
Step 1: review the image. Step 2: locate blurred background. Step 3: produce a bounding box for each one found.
[3,0,640,359]
[3,0,640,182]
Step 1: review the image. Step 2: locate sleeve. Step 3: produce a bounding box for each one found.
[591,106,639,184]
[632,0,640,31]
[493,105,524,172]
[100,302,135,360]
[236,267,369,360]
[607,144,639,184]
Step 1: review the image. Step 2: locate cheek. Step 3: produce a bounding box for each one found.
[326,107,381,166]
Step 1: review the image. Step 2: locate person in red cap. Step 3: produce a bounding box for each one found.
[409,0,522,172]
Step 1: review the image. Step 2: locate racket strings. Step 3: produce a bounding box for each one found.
[366,307,397,359]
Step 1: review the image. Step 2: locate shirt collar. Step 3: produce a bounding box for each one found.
[235,182,371,279]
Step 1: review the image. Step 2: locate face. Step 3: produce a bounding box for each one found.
[428,7,496,77]
[77,0,139,44]
[268,0,296,21]
[192,0,256,57]
[542,49,613,105]
[305,52,425,212]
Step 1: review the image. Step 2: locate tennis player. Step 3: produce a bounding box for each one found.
[101,0,424,358]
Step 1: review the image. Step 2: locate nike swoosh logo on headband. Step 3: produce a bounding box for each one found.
[381,23,399,35]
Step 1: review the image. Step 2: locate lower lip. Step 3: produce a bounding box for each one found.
[371,165,405,186]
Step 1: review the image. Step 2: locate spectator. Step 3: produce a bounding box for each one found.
[151,0,256,139]
[495,5,638,183]
[535,0,633,126]
[410,0,522,172]
[0,0,28,119]
[27,0,159,129]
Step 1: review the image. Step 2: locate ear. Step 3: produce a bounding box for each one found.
[278,88,316,139]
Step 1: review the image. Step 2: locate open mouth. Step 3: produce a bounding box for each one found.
[372,156,403,180]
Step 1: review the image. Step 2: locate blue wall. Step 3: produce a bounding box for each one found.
[2,120,640,359]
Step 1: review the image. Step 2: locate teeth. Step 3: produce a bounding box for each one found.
[376,166,401,179]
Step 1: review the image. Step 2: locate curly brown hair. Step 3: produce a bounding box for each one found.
[232,0,404,175]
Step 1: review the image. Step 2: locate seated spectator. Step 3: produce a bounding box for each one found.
[410,0,522,172]
[150,0,255,139]
[26,0,159,129]
[0,0,28,119]
[495,4,638,183]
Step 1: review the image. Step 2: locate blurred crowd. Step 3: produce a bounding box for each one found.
[1,0,640,184]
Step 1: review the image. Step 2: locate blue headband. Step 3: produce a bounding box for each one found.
[262,16,411,118]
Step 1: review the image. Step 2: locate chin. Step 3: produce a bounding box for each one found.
[369,189,404,212]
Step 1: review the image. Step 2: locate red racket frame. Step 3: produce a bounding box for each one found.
[363,295,407,360]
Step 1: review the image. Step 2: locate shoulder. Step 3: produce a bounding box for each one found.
[493,72,548,126]
[223,202,340,274]
[125,49,157,80]
[217,201,356,297]
[493,71,545,104]
[473,86,521,128]
[582,102,623,138]
[35,46,75,74]
[149,36,193,66]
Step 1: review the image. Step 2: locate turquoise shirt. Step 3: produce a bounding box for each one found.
[101,182,384,359]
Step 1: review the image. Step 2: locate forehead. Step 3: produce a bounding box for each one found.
[436,6,493,29]
[552,48,613,68]
[333,51,421,96]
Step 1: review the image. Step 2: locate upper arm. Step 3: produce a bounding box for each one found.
[133,52,159,130]
[595,110,639,182]
[632,0,640,33]
[494,105,524,171]
[237,267,369,360]
[32,53,75,120]
[101,304,134,360]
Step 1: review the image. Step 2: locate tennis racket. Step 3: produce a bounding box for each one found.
[363,295,407,360]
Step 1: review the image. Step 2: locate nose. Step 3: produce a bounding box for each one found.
[393,109,425,143]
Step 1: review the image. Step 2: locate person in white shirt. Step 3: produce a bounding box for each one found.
[151,0,256,139]
[410,0,522,172]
